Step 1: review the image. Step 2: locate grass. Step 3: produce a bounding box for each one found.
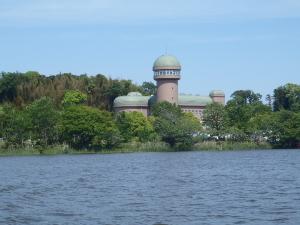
[192,141,272,151]
[101,141,172,154]
[0,148,41,156]
[0,141,273,156]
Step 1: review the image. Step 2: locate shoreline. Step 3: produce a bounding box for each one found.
[0,141,280,157]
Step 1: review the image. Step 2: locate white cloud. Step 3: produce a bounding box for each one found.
[1,0,300,26]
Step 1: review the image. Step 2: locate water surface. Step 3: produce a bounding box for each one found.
[1,150,300,225]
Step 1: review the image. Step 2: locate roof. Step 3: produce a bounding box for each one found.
[178,95,213,106]
[209,90,225,96]
[153,55,181,71]
[127,92,142,96]
[114,93,151,108]
[114,94,213,108]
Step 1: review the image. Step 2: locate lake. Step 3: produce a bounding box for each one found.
[0,150,300,225]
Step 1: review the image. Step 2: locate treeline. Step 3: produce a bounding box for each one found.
[0,71,156,111]
[0,95,201,151]
[0,71,299,152]
[203,85,300,148]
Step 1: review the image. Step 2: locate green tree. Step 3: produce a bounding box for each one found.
[249,111,300,148]
[203,103,227,137]
[0,71,142,110]
[273,83,300,112]
[26,97,59,146]
[60,106,121,149]
[231,90,262,105]
[24,71,40,78]
[226,90,271,133]
[105,79,140,111]
[141,81,156,96]
[0,105,31,147]
[265,94,273,109]
[152,102,201,148]
[116,111,156,142]
[273,111,300,148]
[0,72,25,103]
[62,90,87,106]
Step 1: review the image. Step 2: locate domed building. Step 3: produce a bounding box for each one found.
[114,54,225,120]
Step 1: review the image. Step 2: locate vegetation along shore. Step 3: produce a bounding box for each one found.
[0,71,299,156]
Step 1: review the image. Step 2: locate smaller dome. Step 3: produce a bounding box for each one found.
[127,92,142,96]
[153,55,181,71]
[114,95,151,108]
[209,90,225,97]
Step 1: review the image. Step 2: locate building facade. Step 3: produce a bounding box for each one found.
[113,55,225,120]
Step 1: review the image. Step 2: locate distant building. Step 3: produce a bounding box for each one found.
[113,55,225,120]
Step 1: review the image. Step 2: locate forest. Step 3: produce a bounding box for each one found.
[0,71,299,154]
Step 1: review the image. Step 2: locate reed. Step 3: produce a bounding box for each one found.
[192,141,272,151]
[0,141,273,156]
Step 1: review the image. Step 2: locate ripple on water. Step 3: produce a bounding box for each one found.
[0,150,300,225]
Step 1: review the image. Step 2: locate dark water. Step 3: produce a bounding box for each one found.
[1,150,300,225]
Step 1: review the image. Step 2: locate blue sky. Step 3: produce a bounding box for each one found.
[1,0,300,100]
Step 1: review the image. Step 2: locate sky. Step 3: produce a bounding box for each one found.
[1,0,300,101]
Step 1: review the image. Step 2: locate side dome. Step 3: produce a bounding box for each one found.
[114,94,151,108]
[153,55,181,71]
[127,92,142,96]
[209,90,225,97]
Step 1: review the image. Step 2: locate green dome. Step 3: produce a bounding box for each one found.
[114,95,151,108]
[209,90,225,97]
[179,95,213,106]
[153,55,181,70]
[127,92,142,96]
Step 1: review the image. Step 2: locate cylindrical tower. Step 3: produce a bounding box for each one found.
[153,55,181,104]
[209,90,225,105]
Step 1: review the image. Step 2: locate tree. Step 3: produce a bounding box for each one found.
[226,90,271,133]
[0,72,25,103]
[265,94,273,109]
[249,111,300,148]
[0,104,31,147]
[273,83,300,112]
[0,71,142,111]
[62,90,87,106]
[141,81,156,96]
[273,111,300,148]
[231,90,262,105]
[203,103,228,138]
[26,97,59,146]
[60,106,121,149]
[105,79,140,111]
[116,111,156,142]
[24,71,40,78]
[152,102,201,148]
